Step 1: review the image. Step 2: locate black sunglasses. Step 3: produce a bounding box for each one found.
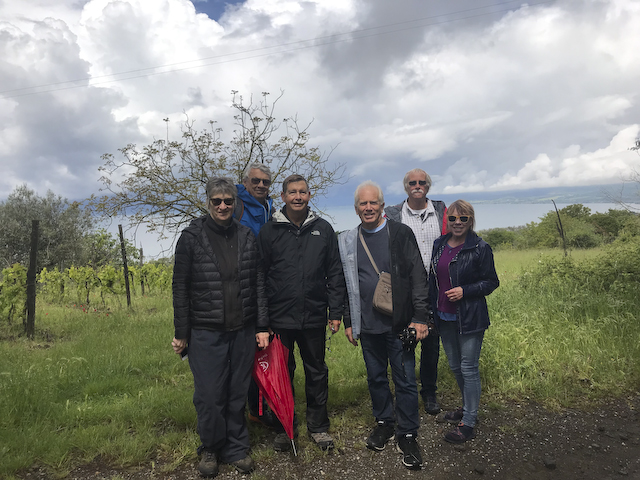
[210,197,235,206]
[448,215,470,223]
[408,180,427,186]
[250,177,272,187]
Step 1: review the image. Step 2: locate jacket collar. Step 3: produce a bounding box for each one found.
[273,206,318,228]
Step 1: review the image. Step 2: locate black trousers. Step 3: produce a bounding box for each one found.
[274,327,330,433]
[419,330,441,399]
[189,327,254,462]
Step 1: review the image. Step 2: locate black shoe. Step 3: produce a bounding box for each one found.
[308,431,335,451]
[424,396,441,415]
[230,456,255,474]
[366,421,395,451]
[442,406,464,423]
[396,433,423,470]
[444,422,476,444]
[273,428,298,452]
[198,450,219,478]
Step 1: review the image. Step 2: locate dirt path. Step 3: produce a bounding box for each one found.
[20,394,640,480]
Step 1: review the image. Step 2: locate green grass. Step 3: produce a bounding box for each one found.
[1,247,639,477]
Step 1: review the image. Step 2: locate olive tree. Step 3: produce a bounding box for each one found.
[90,91,345,236]
[0,185,93,270]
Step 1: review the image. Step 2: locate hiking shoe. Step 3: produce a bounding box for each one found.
[442,407,464,423]
[424,396,441,415]
[396,433,423,470]
[309,431,335,451]
[444,422,476,444]
[198,450,218,478]
[274,432,293,451]
[273,425,298,451]
[230,456,255,474]
[366,421,395,451]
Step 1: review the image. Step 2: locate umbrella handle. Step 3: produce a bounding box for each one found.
[292,439,297,457]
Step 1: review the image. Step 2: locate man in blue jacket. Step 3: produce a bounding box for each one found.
[234,162,276,426]
[234,162,274,237]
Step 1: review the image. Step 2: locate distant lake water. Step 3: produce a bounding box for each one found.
[324,203,638,233]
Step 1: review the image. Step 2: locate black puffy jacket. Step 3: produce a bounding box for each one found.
[172,216,267,340]
[258,208,345,330]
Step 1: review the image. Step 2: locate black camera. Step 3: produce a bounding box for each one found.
[398,327,418,351]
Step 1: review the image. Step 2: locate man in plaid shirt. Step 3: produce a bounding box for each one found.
[385,168,447,415]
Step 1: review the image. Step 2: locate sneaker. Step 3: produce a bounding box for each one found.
[444,422,476,444]
[230,456,255,474]
[442,407,464,423]
[424,396,441,415]
[198,450,219,478]
[396,433,423,470]
[366,421,395,451]
[308,431,334,451]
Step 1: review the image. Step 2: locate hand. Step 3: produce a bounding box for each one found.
[172,337,187,354]
[409,322,428,341]
[256,332,270,349]
[328,319,341,335]
[345,327,358,347]
[445,286,463,302]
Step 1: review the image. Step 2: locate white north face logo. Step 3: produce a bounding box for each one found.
[311,230,320,236]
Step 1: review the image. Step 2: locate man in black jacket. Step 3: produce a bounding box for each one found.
[338,180,428,470]
[172,177,268,478]
[258,174,345,452]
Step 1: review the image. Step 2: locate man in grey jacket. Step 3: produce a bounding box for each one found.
[339,180,428,470]
[385,168,446,415]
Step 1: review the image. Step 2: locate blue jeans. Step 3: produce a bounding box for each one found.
[438,322,484,428]
[360,332,420,435]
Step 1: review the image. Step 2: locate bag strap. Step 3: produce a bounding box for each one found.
[358,227,381,276]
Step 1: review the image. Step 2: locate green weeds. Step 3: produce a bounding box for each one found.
[1,244,639,476]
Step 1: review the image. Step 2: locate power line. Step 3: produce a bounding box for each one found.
[0,0,555,99]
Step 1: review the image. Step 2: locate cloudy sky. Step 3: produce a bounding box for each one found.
[2,0,639,237]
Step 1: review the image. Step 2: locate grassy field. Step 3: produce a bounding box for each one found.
[1,247,639,478]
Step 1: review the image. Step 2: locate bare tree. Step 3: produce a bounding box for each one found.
[89,91,345,236]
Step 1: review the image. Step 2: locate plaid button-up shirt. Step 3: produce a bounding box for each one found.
[401,200,441,269]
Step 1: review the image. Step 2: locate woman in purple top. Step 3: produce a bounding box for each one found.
[428,200,499,444]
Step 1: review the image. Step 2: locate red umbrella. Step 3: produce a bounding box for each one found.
[252,335,297,455]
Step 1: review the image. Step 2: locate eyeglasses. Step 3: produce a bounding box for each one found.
[250,177,272,187]
[210,197,235,206]
[448,215,470,223]
[408,180,427,186]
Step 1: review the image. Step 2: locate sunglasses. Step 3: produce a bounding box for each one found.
[250,177,272,187]
[448,215,471,223]
[210,197,235,206]
[408,180,427,186]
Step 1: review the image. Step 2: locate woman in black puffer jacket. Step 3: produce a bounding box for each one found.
[171,177,267,477]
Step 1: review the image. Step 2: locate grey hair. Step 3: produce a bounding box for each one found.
[206,177,237,202]
[403,168,432,194]
[354,180,384,207]
[243,162,272,181]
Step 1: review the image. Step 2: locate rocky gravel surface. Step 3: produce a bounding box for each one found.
[19,394,640,480]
